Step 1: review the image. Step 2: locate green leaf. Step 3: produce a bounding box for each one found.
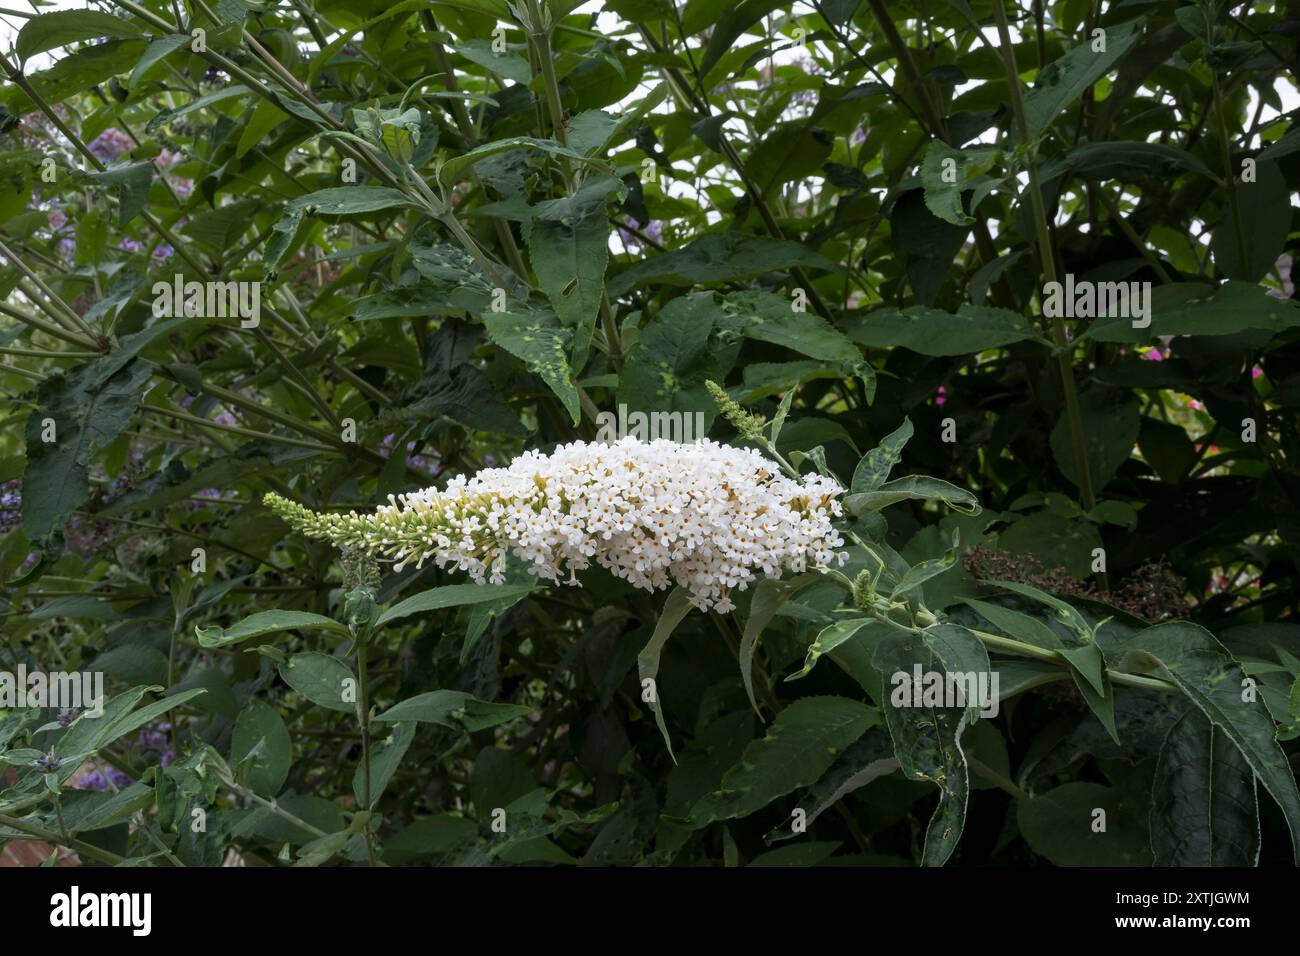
[84,161,154,227]
[22,358,151,540]
[0,40,147,115]
[890,528,960,600]
[616,292,735,432]
[844,474,981,516]
[720,290,862,363]
[1121,620,1300,864]
[129,34,193,89]
[1259,128,1300,162]
[1037,141,1215,183]
[748,842,842,866]
[1061,642,1121,745]
[697,0,789,77]
[481,303,581,425]
[384,815,477,863]
[763,728,897,843]
[236,100,291,160]
[526,177,617,370]
[438,136,599,186]
[960,598,1065,651]
[986,580,1091,638]
[1151,710,1260,866]
[93,314,192,384]
[231,700,292,799]
[453,39,532,84]
[738,572,821,715]
[278,653,356,713]
[851,418,913,494]
[372,690,532,732]
[1084,281,1300,342]
[1016,782,1153,865]
[145,84,253,133]
[264,187,414,275]
[73,688,207,755]
[354,721,415,809]
[375,582,534,628]
[1021,19,1145,141]
[686,696,877,827]
[920,141,997,224]
[747,124,834,197]
[195,610,348,648]
[609,233,837,296]
[874,624,989,865]
[638,587,695,760]
[1050,389,1140,496]
[1059,641,1105,695]
[1212,161,1292,282]
[57,783,154,833]
[844,304,1044,355]
[16,10,146,62]
[786,618,873,682]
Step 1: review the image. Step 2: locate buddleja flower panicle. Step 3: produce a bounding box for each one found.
[266,437,846,612]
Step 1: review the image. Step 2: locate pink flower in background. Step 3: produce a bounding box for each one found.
[1252,365,1263,379]
[935,385,947,407]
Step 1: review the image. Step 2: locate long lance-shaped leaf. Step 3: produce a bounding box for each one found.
[786,617,873,682]
[739,572,821,715]
[438,136,604,186]
[375,583,535,628]
[1151,710,1260,866]
[1122,620,1300,864]
[637,587,694,762]
[874,623,992,865]
[851,417,913,493]
[195,610,349,648]
[763,727,897,844]
[686,696,878,828]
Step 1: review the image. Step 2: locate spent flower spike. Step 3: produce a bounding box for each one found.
[266,437,846,612]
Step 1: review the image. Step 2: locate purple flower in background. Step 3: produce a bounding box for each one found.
[0,479,20,532]
[74,766,133,791]
[934,385,947,407]
[119,237,144,253]
[137,722,171,752]
[152,243,175,262]
[380,433,441,477]
[621,216,663,252]
[89,128,133,162]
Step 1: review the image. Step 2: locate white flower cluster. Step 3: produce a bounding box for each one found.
[267,437,846,612]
